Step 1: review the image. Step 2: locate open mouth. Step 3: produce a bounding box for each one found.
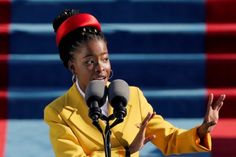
[93,76,106,80]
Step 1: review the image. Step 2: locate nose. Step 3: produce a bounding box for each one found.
[95,61,104,73]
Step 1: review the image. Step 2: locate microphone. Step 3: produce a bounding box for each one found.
[108,79,129,120]
[85,80,106,122]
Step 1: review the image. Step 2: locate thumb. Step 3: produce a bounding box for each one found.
[144,135,156,145]
[198,121,215,138]
[203,121,217,133]
[205,121,217,128]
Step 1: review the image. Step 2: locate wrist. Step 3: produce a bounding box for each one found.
[197,125,205,139]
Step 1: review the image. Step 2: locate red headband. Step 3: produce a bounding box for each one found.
[56,13,101,46]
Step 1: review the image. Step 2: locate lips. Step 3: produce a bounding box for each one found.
[93,75,107,80]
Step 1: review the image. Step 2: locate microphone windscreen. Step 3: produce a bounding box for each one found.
[85,80,105,106]
[108,79,129,107]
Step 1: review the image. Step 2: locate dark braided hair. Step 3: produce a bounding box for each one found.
[53,9,107,68]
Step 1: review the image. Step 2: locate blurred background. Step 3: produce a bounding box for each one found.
[0,0,236,156]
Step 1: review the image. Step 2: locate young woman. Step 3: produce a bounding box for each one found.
[44,9,226,157]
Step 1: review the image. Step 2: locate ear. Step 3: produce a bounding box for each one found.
[68,60,75,74]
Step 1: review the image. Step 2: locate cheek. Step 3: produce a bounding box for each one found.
[104,62,111,71]
[86,65,94,71]
[74,64,93,75]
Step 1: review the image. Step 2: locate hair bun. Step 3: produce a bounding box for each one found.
[53,9,80,33]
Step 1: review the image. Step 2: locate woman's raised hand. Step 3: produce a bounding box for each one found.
[129,112,156,154]
[197,93,226,138]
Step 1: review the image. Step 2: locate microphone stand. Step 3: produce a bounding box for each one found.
[101,115,113,157]
[90,104,126,157]
[92,114,124,157]
[92,120,109,157]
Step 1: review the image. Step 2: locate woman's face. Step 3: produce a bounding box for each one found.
[70,39,111,92]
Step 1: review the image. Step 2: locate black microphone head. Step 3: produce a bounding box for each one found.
[108,79,129,108]
[85,80,106,108]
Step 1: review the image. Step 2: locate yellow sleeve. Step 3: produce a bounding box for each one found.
[136,88,212,156]
[44,105,127,157]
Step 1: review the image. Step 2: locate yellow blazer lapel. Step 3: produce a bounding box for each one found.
[65,84,106,147]
[68,109,106,147]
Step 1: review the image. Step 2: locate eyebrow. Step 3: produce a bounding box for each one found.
[82,52,108,59]
[82,54,93,59]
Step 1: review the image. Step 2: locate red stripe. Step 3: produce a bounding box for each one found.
[212,119,236,157]
[0,54,9,61]
[0,91,7,157]
[0,120,7,157]
[212,119,236,138]
[207,23,236,34]
[0,1,10,157]
[207,53,236,60]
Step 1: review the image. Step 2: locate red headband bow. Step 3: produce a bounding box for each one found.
[56,13,101,46]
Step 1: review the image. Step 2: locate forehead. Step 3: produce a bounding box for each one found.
[75,39,108,57]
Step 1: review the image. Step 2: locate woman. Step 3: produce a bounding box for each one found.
[44,9,226,157]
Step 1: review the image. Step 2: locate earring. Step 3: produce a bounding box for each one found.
[72,74,77,83]
[109,70,113,79]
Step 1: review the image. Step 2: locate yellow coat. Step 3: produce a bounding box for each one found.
[44,84,211,157]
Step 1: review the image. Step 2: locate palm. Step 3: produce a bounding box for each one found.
[205,105,219,132]
[204,93,225,132]
[208,113,218,132]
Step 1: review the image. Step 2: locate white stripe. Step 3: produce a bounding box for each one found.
[6,120,54,157]
[165,118,203,129]
[10,23,205,34]
[9,90,66,99]
[10,24,53,34]
[9,54,205,62]
[110,54,205,61]
[8,89,205,99]
[10,54,60,61]
[144,89,205,97]
[102,23,205,33]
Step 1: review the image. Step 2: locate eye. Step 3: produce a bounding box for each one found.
[102,57,109,63]
[85,59,95,65]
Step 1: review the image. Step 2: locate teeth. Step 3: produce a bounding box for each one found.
[93,76,106,80]
[94,78,105,80]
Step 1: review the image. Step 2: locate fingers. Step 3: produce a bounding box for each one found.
[140,112,156,129]
[129,112,156,154]
[217,101,224,111]
[206,93,214,114]
[212,94,226,110]
[144,135,156,145]
[207,93,226,111]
